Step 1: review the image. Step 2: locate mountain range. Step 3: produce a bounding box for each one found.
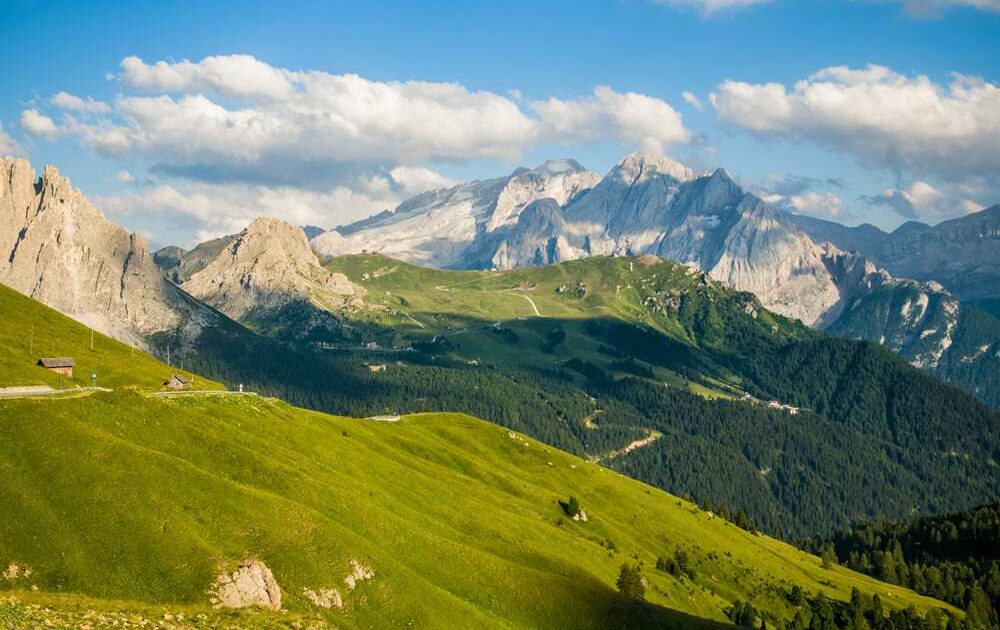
[308,152,1000,406]
[791,207,1000,315]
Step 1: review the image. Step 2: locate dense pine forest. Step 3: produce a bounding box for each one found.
[806,503,1000,629]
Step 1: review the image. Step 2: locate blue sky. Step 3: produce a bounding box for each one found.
[1,0,998,246]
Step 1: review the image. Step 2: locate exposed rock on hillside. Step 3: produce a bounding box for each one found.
[209,559,282,610]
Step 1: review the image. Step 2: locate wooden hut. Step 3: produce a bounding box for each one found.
[37,357,74,378]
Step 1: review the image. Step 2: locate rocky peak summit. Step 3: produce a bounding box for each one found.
[182,217,361,326]
[610,151,695,185]
[0,157,180,343]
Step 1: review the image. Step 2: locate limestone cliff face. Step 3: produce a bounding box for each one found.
[0,157,180,344]
[182,217,362,328]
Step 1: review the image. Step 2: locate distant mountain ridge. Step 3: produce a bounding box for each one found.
[791,206,1000,306]
[311,152,1000,405]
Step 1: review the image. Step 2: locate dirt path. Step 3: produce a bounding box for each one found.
[582,409,604,429]
[147,390,258,398]
[591,429,663,463]
[520,294,541,316]
[401,312,427,329]
[0,386,110,400]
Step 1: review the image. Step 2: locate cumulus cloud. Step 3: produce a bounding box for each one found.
[97,180,400,246]
[759,173,850,220]
[861,180,985,222]
[37,55,689,178]
[0,122,23,156]
[20,109,60,138]
[711,64,1000,181]
[786,191,845,219]
[682,91,704,111]
[95,163,457,246]
[388,166,457,195]
[531,86,690,154]
[119,54,295,101]
[51,92,111,114]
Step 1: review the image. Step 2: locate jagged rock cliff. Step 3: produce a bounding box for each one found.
[181,218,362,338]
[310,159,600,268]
[0,157,182,345]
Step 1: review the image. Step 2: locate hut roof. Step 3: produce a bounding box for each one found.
[38,357,75,368]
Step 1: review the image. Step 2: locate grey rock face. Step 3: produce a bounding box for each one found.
[0,157,181,344]
[310,159,600,268]
[792,206,1000,305]
[182,217,362,334]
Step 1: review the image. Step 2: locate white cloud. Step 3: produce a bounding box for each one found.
[93,163,457,246]
[51,92,111,114]
[20,109,60,138]
[885,0,1000,14]
[531,86,690,154]
[861,180,986,222]
[682,91,704,111]
[960,199,985,214]
[0,122,23,156]
[389,166,456,195]
[97,179,400,246]
[786,191,845,219]
[653,0,772,15]
[119,54,295,101]
[711,64,1000,181]
[116,170,135,183]
[39,54,689,183]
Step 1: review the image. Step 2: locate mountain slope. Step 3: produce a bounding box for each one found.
[311,159,599,267]
[317,254,1000,537]
[0,286,957,629]
[321,153,1000,406]
[178,217,363,339]
[794,205,1000,306]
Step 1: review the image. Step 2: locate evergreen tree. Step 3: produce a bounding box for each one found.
[616,563,645,601]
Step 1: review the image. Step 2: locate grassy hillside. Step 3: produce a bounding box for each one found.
[0,279,959,629]
[144,255,1000,539]
[0,395,955,628]
[324,253,798,398]
[0,283,220,392]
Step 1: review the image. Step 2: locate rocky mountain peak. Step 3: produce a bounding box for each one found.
[487,159,600,231]
[612,151,694,185]
[0,157,181,344]
[183,217,361,327]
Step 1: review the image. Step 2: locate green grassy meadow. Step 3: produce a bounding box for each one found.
[0,279,957,628]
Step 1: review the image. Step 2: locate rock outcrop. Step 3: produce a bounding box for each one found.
[181,218,363,338]
[209,559,282,610]
[0,158,183,345]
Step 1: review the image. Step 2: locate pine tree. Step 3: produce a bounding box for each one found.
[616,563,645,601]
